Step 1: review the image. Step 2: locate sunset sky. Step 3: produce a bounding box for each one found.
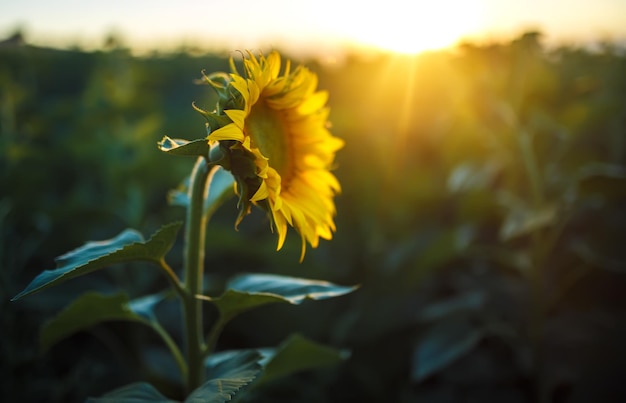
[1,0,625,56]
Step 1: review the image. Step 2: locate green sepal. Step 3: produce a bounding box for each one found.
[200,273,359,320]
[200,71,231,91]
[205,113,235,133]
[158,136,209,158]
[86,382,177,403]
[12,222,182,300]
[187,350,262,403]
[40,291,165,352]
[198,71,246,112]
[191,99,234,132]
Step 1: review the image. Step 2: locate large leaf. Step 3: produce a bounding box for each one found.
[411,316,484,382]
[86,382,177,403]
[256,333,349,385]
[158,135,209,158]
[204,334,349,389]
[202,273,359,319]
[40,291,165,352]
[188,350,262,403]
[12,222,182,300]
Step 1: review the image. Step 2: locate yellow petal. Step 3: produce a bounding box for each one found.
[224,109,247,129]
[251,181,269,202]
[297,91,328,115]
[208,123,244,142]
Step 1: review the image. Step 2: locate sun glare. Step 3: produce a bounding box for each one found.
[341,1,485,54]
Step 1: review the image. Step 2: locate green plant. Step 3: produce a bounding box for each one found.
[12,50,357,402]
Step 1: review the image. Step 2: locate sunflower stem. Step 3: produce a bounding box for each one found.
[182,156,214,394]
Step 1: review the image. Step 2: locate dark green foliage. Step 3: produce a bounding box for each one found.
[3,32,626,402]
[188,350,262,403]
[12,223,181,300]
[86,382,178,403]
[206,273,359,324]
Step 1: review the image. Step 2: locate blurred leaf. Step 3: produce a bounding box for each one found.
[158,135,209,158]
[141,346,184,385]
[255,333,349,385]
[499,204,558,241]
[577,162,626,181]
[190,350,262,403]
[202,273,359,319]
[168,167,235,218]
[12,222,181,300]
[447,162,500,193]
[403,229,468,282]
[40,291,166,352]
[467,246,532,274]
[571,241,626,273]
[575,162,626,199]
[128,292,169,321]
[86,382,177,403]
[411,316,484,382]
[167,177,190,208]
[417,291,486,322]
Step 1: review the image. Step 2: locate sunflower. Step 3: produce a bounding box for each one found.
[197,51,344,260]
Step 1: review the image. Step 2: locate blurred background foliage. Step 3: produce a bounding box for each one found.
[2,31,626,402]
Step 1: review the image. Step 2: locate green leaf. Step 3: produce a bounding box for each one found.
[12,222,182,300]
[40,291,164,352]
[575,162,626,199]
[256,333,349,385]
[227,273,359,304]
[577,162,626,181]
[187,350,262,403]
[499,203,558,241]
[205,167,236,218]
[158,135,209,157]
[129,292,169,321]
[207,289,287,319]
[168,167,235,218]
[571,240,626,273]
[411,316,484,382]
[204,334,349,388]
[447,162,499,193]
[417,291,486,322]
[86,382,177,403]
[203,273,359,319]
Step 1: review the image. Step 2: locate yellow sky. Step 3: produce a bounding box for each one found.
[1,0,625,56]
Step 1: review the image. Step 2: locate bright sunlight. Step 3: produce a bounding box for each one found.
[339,1,485,54]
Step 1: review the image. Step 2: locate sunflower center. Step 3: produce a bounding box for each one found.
[246,100,292,179]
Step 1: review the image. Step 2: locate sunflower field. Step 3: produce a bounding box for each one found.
[2,31,626,402]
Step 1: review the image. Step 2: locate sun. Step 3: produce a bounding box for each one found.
[339,1,485,54]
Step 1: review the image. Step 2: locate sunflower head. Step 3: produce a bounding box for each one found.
[195,51,343,261]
